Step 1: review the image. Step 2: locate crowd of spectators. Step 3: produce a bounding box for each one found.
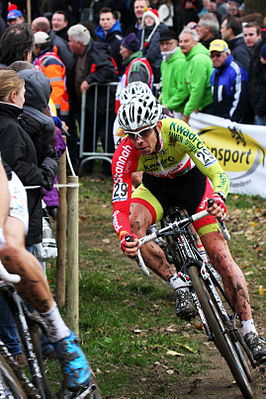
[0,1,264,176]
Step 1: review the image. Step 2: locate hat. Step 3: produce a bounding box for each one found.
[34,32,50,45]
[142,8,159,27]
[121,33,140,53]
[209,39,229,52]
[159,28,178,41]
[260,44,266,60]
[7,9,23,20]
[8,4,18,12]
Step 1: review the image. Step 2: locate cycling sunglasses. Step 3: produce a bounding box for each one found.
[125,123,156,140]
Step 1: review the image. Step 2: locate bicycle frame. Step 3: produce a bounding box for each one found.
[137,207,256,366]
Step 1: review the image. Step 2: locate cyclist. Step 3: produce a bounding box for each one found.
[0,158,96,391]
[111,90,266,363]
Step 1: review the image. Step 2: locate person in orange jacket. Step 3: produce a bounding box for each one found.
[33,31,69,122]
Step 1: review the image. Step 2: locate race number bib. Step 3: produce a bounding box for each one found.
[195,148,217,167]
[112,182,128,202]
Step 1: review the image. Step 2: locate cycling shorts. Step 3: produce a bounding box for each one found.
[8,172,29,234]
[131,167,220,237]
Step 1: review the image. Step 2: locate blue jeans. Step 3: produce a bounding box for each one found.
[0,296,21,356]
[0,246,54,356]
[254,114,266,126]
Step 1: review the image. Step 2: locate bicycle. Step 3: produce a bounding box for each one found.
[134,203,258,399]
[0,262,102,399]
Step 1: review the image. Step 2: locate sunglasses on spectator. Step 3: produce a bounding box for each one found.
[210,52,224,58]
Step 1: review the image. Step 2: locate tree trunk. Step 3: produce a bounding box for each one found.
[244,0,266,17]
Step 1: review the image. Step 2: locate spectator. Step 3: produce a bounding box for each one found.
[216,0,229,22]
[124,0,149,40]
[179,27,213,123]
[260,43,266,64]
[0,23,33,66]
[221,15,250,71]
[244,23,266,125]
[196,12,220,49]
[209,39,249,123]
[198,0,210,16]
[33,31,69,122]
[0,15,5,39]
[6,8,24,26]
[95,7,124,76]
[31,16,76,166]
[182,0,203,13]
[159,27,188,114]
[0,69,94,390]
[140,7,166,83]
[228,0,241,18]
[67,24,117,175]
[51,10,69,41]
[31,16,75,76]
[243,22,262,52]
[0,68,58,361]
[158,0,174,28]
[183,0,199,26]
[115,32,154,112]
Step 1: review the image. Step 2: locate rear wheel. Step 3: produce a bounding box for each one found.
[188,265,253,399]
[0,353,27,398]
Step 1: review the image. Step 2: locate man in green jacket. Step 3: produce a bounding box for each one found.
[179,27,214,124]
[159,28,188,114]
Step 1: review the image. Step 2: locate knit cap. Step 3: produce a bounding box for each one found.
[121,33,140,52]
[141,7,160,50]
[260,43,266,60]
[142,8,159,26]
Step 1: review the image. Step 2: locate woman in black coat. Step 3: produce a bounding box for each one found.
[0,69,57,246]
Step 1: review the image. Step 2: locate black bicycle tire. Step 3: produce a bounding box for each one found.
[234,341,253,383]
[188,265,254,399]
[0,353,28,398]
[29,324,53,399]
[206,276,253,383]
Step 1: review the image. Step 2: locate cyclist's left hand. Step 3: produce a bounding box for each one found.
[207,193,227,221]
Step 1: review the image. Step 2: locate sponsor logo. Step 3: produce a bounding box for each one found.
[114,144,132,183]
[113,210,122,233]
[198,127,265,178]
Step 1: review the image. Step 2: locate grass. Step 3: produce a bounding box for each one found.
[45,173,266,398]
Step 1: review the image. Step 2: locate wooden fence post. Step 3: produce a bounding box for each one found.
[56,137,67,307]
[66,175,79,334]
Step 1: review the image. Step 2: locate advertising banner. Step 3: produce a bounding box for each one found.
[189,113,266,198]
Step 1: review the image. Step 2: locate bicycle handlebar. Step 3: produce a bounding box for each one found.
[0,261,21,284]
[137,206,231,274]
[125,235,150,275]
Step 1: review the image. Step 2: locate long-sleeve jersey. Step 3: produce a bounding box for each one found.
[112,117,229,238]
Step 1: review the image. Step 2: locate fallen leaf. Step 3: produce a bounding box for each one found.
[166,349,185,357]
[166,369,175,374]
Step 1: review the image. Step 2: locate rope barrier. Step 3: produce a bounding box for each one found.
[25,183,79,190]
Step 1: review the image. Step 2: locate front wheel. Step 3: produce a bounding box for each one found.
[0,353,28,398]
[188,265,253,399]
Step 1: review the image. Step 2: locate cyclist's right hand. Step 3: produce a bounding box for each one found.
[120,234,139,257]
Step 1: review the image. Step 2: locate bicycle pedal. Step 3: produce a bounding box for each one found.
[55,382,100,399]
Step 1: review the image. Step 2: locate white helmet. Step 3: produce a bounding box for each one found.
[120,81,152,104]
[118,94,162,132]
